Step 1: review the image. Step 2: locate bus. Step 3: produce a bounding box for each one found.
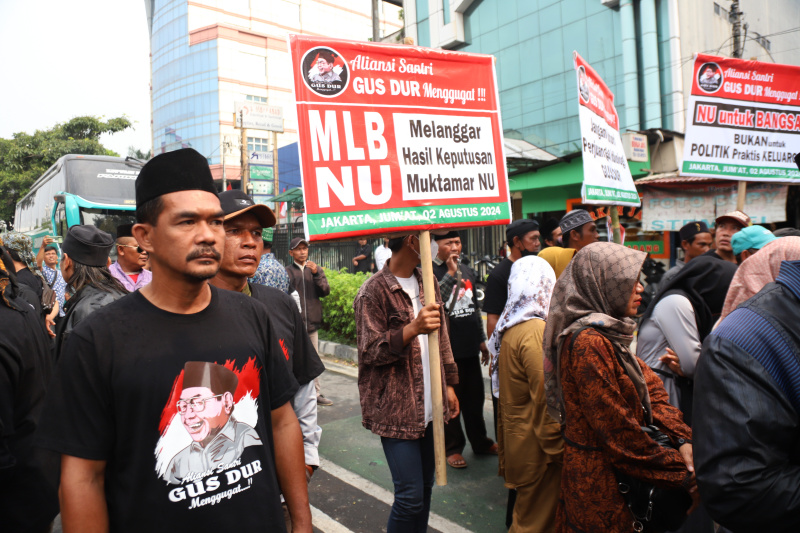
[14,154,144,251]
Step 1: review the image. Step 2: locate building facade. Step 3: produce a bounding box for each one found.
[404,0,800,257]
[144,0,403,187]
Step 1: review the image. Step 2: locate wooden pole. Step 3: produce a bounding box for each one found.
[417,229,447,486]
[736,182,747,211]
[610,206,622,244]
[273,130,280,209]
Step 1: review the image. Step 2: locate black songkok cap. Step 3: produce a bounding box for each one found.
[433,230,460,241]
[541,217,561,239]
[62,225,114,267]
[506,219,539,242]
[679,221,710,243]
[116,223,134,239]
[182,362,238,395]
[135,148,218,207]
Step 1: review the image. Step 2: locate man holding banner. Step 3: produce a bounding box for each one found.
[354,234,459,532]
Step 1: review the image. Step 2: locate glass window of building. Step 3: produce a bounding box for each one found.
[247,136,270,152]
[246,95,267,103]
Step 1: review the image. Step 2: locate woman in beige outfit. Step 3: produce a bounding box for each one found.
[489,256,562,532]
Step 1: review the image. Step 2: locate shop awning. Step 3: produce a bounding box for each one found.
[635,172,718,186]
[504,138,559,174]
[271,187,304,204]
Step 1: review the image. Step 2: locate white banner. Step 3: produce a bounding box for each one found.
[641,183,787,231]
[574,52,640,206]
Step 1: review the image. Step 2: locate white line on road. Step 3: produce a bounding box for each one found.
[319,458,475,533]
[311,504,355,533]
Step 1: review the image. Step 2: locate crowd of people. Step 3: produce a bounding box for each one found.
[354,206,800,533]
[2,146,800,533]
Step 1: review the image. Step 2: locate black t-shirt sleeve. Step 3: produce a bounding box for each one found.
[481,260,511,315]
[262,316,299,410]
[36,331,114,460]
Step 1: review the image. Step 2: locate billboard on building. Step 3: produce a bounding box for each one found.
[641,182,788,231]
[235,101,284,133]
[682,54,800,182]
[573,52,640,207]
[288,35,511,241]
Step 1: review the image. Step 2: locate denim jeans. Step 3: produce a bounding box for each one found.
[380,424,435,532]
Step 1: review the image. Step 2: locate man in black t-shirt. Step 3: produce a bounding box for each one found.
[211,190,325,530]
[352,237,372,274]
[37,148,311,532]
[483,219,540,340]
[432,231,496,469]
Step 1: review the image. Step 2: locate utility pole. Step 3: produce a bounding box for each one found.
[272,131,279,211]
[731,1,743,58]
[372,0,380,42]
[239,110,249,196]
[221,136,227,192]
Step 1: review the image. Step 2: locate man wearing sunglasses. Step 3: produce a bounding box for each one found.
[109,223,152,291]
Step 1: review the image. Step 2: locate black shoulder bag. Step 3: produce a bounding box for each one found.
[36,269,57,314]
[568,327,693,533]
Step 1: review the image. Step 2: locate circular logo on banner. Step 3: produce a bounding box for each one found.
[697,62,723,93]
[577,66,590,103]
[302,47,349,98]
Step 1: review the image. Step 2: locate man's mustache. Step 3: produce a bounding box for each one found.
[186,246,221,262]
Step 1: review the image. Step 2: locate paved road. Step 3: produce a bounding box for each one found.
[310,358,508,533]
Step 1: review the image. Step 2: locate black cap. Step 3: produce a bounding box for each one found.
[560,209,594,235]
[116,223,134,239]
[541,217,561,239]
[135,148,218,207]
[219,190,276,228]
[290,237,309,250]
[506,219,539,243]
[678,221,710,243]
[433,230,460,241]
[62,225,114,267]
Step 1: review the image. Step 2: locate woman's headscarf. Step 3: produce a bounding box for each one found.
[543,242,648,424]
[487,256,556,397]
[640,255,736,342]
[721,236,800,320]
[3,232,35,265]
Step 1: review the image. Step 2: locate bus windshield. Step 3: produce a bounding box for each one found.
[66,159,138,206]
[80,208,137,236]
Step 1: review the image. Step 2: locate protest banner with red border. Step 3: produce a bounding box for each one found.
[682,53,800,182]
[573,52,640,207]
[288,35,511,241]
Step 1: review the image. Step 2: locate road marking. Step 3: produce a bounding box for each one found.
[311,504,354,533]
[320,458,475,533]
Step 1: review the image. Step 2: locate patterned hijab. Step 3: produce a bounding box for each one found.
[543,242,648,424]
[488,256,556,397]
[721,236,800,320]
[3,232,35,265]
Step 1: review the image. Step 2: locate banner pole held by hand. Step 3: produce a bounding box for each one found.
[610,207,622,244]
[418,229,447,486]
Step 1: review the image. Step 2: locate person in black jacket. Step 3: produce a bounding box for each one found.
[55,225,128,359]
[0,247,59,532]
[693,258,800,532]
[211,190,325,532]
[286,237,331,406]
[432,231,496,469]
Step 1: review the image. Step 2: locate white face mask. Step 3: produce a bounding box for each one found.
[407,236,421,260]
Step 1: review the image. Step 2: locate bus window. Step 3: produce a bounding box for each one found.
[80,208,136,237]
[54,203,68,239]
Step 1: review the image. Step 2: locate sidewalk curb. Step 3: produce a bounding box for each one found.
[321,356,358,378]
[318,339,358,363]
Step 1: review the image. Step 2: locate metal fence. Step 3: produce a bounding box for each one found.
[271,222,507,272]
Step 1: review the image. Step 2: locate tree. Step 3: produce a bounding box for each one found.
[0,116,132,226]
[128,146,152,161]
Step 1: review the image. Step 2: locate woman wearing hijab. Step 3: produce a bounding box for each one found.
[636,256,737,423]
[488,256,561,533]
[543,242,696,533]
[720,236,800,320]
